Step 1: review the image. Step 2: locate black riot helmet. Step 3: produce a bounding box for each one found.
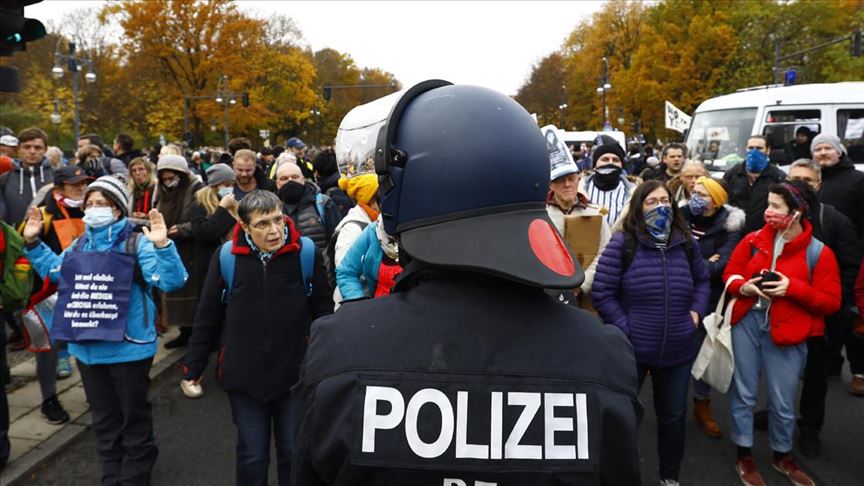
[339,80,583,289]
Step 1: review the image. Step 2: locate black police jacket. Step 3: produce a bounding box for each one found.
[292,264,642,486]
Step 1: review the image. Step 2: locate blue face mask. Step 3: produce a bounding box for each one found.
[643,205,673,241]
[83,207,117,228]
[217,187,233,199]
[688,193,710,216]
[745,148,769,173]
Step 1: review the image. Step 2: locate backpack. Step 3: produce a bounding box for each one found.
[0,221,35,312]
[621,231,694,273]
[219,236,316,303]
[325,220,369,288]
[314,193,327,225]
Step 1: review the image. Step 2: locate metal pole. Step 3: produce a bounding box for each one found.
[602,89,607,127]
[223,99,229,150]
[183,97,189,141]
[774,40,781,85]
[72,58,80,145]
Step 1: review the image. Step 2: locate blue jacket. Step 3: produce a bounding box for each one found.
[26,218,188,365]
[336,224,383,301]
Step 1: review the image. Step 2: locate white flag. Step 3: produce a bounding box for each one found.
[665,101,692,133]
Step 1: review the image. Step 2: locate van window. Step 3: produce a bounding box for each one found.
[762,109,821,164]
[838,109,864,163]
[686,108,757,171]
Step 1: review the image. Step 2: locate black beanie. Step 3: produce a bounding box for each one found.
[591,135,626,165]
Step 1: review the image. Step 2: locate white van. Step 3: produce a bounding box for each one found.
[684,82,864,173]
[561,130,627,151]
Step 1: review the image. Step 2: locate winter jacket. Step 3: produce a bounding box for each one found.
[682,205,745,308]
[188,200,237,298]
[336,223,399,301]
[283,182,343,249]
[333,205,375,268]
[723,221,842,345]
[0,159,54,226]
[546,193,611,294]
[856,260,864,315]
[30,193,86,254]
[183,219,333,401]
[591,230,711,368]
[722,162,786,235]
[818,156,864,242]
[116,149,143,167]
[293,265,641,485]
[810,202,863,305]
[25,218,188,365]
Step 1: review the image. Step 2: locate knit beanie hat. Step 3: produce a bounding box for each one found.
[206,163,236,187]
[85,176,130,217]
[157,154,190,175]
[591,135,626,165]
[695,176,728,207]
[338,172,379,205]
[810,133,847,156]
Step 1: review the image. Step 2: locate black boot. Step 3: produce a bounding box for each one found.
[164,326,192,349]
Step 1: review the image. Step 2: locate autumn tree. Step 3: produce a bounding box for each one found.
[514,52,566,128]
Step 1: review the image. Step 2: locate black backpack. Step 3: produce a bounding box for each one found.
[325,220,369,288]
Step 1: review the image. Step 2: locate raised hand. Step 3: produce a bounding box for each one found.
[142,209,169,248]
[22,206,43,244]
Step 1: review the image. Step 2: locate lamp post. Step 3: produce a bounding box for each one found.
[558,103,568,128]
[596,57,612,130]
[51,41,96,145]
[215,75,233,149]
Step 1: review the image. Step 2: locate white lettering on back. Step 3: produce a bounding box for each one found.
[405,388,454,459]
[504,392,542,459]
[361,386,405,453]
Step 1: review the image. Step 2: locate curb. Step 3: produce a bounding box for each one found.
[0,346,185,486]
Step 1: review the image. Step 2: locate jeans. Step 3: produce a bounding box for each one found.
[730,310,807,453]
[637,361,692,481]
[228,392,293,486]
[77,358,157,486]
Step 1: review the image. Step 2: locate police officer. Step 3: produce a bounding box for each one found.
[292,81,642,485]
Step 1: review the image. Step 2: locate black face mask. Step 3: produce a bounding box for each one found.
[593,165,622,191]
[277,181,305,204]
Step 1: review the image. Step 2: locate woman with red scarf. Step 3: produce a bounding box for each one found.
[723,181,841,486]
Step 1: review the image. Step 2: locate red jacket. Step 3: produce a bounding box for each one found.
[723,220,841,345]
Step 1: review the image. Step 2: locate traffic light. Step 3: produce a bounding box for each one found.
[242,92,249,107]
[0,0,46,57]
[323,86,331,101]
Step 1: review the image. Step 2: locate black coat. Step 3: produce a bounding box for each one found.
[818,156,864,242]
[682,205,745,308]
[810,202,863,304]
[184,220,333,401]
[722,162,786,235]
[187,200,237,298]
[292,264,641,485]
[283,182,343,249]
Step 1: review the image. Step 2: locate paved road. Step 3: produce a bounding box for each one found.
[19,357,864,485]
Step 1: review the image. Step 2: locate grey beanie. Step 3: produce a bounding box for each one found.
[157,154,190,175]
[85,176,130,217]
[810,133,847,156]
[206,163,236,187]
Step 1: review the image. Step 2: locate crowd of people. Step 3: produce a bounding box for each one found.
[0,93,863,486]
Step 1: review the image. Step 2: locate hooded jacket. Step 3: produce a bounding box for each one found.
[591,229,711,368]
[0,159,54,226]
[682,204,746,308]
[722,161,786,235]
[25,218,188,364]
[336,222,401,301]
[724,220,842,345]
[818,156,864,242]
[183,219,332,401]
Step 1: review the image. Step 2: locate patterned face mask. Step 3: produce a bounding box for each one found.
[688,193,710,216]
[643,204,673,241]
[763,209,796,232]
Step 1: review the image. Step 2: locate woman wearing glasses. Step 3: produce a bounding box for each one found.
[22,176,188,485]
[592,179,711,486]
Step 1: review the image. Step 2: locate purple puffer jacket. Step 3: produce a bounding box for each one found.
[591,230,710,368]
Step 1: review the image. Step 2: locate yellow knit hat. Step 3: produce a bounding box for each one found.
[338,173,379,205]
[696,176,728,207]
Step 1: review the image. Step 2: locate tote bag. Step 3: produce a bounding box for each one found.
[692,275,743,393]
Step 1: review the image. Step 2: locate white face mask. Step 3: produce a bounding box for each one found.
[83,207,117,228]
[217,187,233,198]
[163,178,179,188]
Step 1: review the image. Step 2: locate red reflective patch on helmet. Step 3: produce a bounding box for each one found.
[528,219,575,276]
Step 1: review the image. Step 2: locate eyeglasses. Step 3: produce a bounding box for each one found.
[250,216,286,231]
[644,197,671,207]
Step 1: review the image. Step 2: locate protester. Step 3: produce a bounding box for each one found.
[232,149,275,199]
[155,154,203,348]
[113,133,143,167]
[77,134,128,179]
[128,157,157,220]
[581,135,634,226]
[0,127,54,226]
[311,148,351,217]
[681,176,745,438]
[784,126,815,162]
[335,218,401,301]
[644,142,688,183]
[23,176,188,486]
[332,173,378,269]
[45,146,64,170]
[669,159,708,205]
[723,181,841,486]
[286,137,314,181]
[0,135,17,159]
[274,162,342,251]
[723,135,786,235]
[592,179,710,485]
[183,190,332,485]
[293,81,640,485]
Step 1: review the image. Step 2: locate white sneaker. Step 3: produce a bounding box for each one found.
[659,480,680,486]
[180,379,204,399]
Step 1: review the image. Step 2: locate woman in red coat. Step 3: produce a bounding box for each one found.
[723,181,841,486]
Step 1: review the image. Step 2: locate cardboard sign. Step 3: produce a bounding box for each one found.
[563,215,603,269]
[665,101,692,133]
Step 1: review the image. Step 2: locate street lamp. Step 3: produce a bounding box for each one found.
[558,103,568,128]
[50,100,61,125]
[215,75,234,149]
[597,57,612,130]
[51,41,96,145]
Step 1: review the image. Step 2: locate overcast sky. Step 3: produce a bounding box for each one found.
[27,0,603,95]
